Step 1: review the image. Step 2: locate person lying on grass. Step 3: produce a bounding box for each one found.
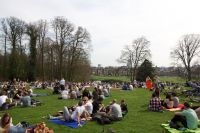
[0,112,29,133]
[169,102,199,130]
[49,100,91,127]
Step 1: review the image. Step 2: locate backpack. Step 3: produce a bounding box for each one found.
[96,116,113,125]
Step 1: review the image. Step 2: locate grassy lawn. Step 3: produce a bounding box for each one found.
[159,76,186,84]
[90,75,130,82]
[0,87,180,133]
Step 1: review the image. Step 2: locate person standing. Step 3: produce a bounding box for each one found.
[60,78,65,91]
[146,76,153,90]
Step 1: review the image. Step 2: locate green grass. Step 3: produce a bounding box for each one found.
[90,75,130,82]
[160,76,186,83]
[0,88,179,133]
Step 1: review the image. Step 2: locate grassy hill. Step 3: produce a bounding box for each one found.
[0,87,181,133]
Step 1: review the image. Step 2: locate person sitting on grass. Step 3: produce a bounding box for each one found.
[0,91,8,108]
[153,85,160,98]
[20,91,31,107]
[162,93,174,109]
[171,92,179,108]
[49,100,91,126]
[148,93,163,112]
[82,96,93,116]
[99,99,123,121]
[169,102,199,130]
[13,90,23,105]
[120,99,128,117]
[92,97,104,116]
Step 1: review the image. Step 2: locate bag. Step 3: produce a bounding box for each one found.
[169,121,179,129]
[96,116,112,125]
[20,121,30,128]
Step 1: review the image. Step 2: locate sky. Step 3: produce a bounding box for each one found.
[1,0,200,67]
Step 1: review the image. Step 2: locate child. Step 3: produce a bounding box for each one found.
[120,99,128,117]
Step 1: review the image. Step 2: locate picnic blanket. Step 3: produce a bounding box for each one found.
[49,119,85,128]
[165,104,185,112]
[161,123,200,133]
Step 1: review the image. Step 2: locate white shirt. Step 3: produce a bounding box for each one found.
[61,90,68,95]
[60,79,65,85]
[84,101,93,114]
[0,95,8,107]
[110,103,122,118]
[71,106,85,120]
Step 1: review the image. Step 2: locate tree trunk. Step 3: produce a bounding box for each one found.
[187,67,191,81]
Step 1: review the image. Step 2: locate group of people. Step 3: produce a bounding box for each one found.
[148,81,200,130]
[0,89,32,110]
[49,94,128,126]
[0,112,54,133]
[4,76,200,131]
[149,90,180,112]
[52,78,111,101]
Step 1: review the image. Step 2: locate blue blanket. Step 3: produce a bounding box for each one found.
[49,119,85,128]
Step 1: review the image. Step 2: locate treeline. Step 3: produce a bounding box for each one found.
[0,16,91,82]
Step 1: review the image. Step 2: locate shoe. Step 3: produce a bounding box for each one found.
[42,116,47,119]
[48,114,53,119]
[167,120,171,123]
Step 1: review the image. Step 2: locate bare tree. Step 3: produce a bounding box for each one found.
[171,34,200,80]
[37,20,48,82]
[118,36,151,81]
[66,26,91,81]
[52,16,74,79]
[0,18,8,79]
[3,17,26,79]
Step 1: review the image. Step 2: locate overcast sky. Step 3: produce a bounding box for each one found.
[1,0,200,67]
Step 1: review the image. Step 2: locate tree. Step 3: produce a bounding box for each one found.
[118,36,151,81]
[0,19,8,79]
[66,26,91,81]
[2,17,26,79]
[37,20,48,82]
[0,16,92,81]
[26,23,39,81]
[52,16,74,79]
[136,59,155,82]
[171,34,200,81]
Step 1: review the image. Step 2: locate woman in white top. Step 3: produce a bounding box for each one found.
[49,101,89,126]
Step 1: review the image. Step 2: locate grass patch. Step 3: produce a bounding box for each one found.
[0,88,179,133]
[90,75,130,83]
[159,76,186,83]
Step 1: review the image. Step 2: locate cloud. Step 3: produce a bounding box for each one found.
[1,0,200,67]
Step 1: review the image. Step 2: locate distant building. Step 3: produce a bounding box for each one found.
[91,65,190,77]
